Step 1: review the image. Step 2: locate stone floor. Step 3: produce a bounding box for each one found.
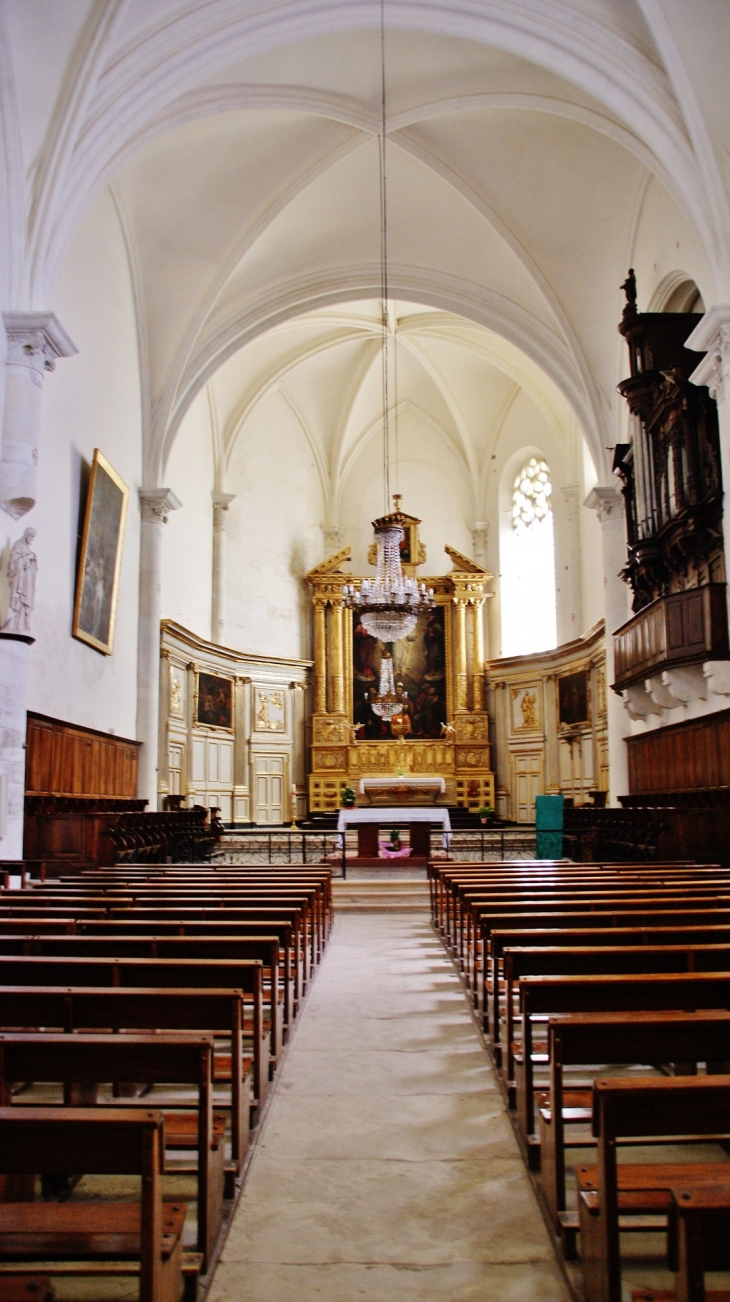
[209,912,571,1302]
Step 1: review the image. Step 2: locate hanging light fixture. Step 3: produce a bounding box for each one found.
[365,651,408,721]
[342,1,433,646]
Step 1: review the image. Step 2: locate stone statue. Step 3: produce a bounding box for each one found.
[3,528,37,633]
[621,267,637,317]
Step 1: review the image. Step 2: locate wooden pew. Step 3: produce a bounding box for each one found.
[0,1278,55,1301]
[0,989,249,1173]
[499,944,730,1088]
[0,1107,190,1302]
[0,955,267,1112]
[488,924,730,1057]
[0,1032,223,1270]
[478,909,730,1035]
[536,1011,730,1236]
[578,1076,730,1302]
[0,935,284,1075]
[515,973,730,1141]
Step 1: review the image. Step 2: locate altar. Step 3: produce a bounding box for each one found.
[358,776,445,805]
[306,510,495,817]
[337,805,451,864]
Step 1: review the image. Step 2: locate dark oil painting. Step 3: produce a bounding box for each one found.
[558,669,589,726]
[352,606,446,740]
[197,672,233,729]
[73,450,129,655]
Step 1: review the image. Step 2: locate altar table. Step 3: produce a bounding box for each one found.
[337,806,451,861]
[358,776,446,806]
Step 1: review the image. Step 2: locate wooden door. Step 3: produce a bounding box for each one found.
[513,752,542,822]
[253,755,286,824]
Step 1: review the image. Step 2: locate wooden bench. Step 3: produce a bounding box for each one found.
[578,1076,730,1302]
[0,935,285,1076]
[0,1107,193,1302]
[0,1032,223,1271]
[0,988,249,1174]
[500,944,730,1090]
[515,972,730,1142]
[536,1011,730,1236]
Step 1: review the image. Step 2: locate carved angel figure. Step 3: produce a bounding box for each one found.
[3,528,37,633]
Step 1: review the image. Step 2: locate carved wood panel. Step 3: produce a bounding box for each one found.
[626,707,730,793]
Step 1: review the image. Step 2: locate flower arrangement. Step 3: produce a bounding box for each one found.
[341,786,356,807]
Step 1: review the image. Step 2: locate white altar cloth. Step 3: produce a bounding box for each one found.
[357,776,446,795]
[337,806,451,847]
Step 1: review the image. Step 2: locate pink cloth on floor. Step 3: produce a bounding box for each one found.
[379,841,412,859]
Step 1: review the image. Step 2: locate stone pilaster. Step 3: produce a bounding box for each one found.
[1,313,76,519]
[211,491,235,645]
[559,485,583,639]
[686,307,730,626]
[137,488,182,806]
[584,485,631,803]
[320,524,343,555]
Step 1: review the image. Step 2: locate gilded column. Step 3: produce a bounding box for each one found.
[472,599,486,711]
[314,600,327,713]
[454,597,468,711]
[331,600,345,714]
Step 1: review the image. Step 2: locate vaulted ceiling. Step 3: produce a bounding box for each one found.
[2,2,727,491]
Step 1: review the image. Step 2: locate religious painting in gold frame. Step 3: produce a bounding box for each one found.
[72,449,129,655]
[195,672,234,731]
[352,605,447,740]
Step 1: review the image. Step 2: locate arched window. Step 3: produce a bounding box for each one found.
[500,456,558,657]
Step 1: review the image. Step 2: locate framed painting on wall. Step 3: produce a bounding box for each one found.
[196,672,233,730]
[352,606,446,740]
[72,449,129,655]
[558,669,589,726]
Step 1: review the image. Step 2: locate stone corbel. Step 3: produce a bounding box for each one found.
[622,682,663,720]
[662,665,707,705]
[704,660,730,697]
[1,312,77,519]
[320,523,344,554]
[212,490,236,531]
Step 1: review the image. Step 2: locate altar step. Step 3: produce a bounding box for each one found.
[332,879,430,913]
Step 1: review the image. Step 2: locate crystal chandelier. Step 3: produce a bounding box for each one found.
[341,4,433,646]
[342,500,433,642]
[365,651,407,721]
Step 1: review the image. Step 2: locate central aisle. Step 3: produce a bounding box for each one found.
[210,913,571,1302]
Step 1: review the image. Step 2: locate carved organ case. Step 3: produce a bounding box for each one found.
[306,513,495,812]
[611,273,729,694]
[615,274,724,612]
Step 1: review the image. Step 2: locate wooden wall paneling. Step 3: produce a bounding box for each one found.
[25,713,140,800]
[626,708,730,794]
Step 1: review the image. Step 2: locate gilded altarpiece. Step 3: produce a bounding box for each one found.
[306,521,495,811]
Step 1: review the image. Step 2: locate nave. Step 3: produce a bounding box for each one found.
[211,912,570,1302]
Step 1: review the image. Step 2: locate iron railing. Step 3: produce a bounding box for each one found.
[220,826,536,876]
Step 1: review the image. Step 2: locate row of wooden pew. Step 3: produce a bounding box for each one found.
[0,862,332,1302]
[429,857,730,1302]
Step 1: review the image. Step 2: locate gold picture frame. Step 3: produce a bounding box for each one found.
[72,449,129,655]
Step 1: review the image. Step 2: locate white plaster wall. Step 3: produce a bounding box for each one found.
[160,387,214,639]
[225,388,325,660]
[631,176,715,315]
[579,437,605,633]
[17,188,142,738]
[339,406,473,579]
